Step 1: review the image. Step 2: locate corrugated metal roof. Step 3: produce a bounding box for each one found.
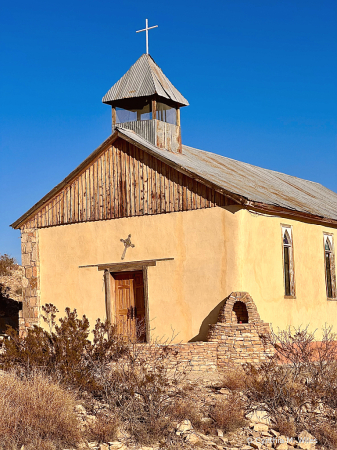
[10,126,337,229]
[102,54,189,107]
[116,126,337,222]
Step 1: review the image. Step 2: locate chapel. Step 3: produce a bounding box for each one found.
[11,52,337,345]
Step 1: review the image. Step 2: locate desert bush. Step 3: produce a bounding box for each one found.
[103,343,190,445]
[209,392,246,433]
[1,305,197,445]
[0,282,10,299]
[0,371,80,450]
[227,325,337,444]
[222,365,246,392]
[1,304,128,392]
[274,416,296,438]
[168,396,207,432]
[86,412,119,443]
[314,423,337,449]
[0,253,17,276]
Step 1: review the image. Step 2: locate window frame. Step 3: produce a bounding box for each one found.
[323,233,337,300]
[281,225,296,298]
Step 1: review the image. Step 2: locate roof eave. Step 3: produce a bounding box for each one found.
[244,200,337,227]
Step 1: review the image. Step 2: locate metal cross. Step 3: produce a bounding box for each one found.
[136,19,158,55]
[120,234,135,260]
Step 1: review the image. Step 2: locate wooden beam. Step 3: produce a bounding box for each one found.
[152,99,157,120]
[112,107,116,129]
[246,202,337,228]
[104,270,112,323]
[176,108,180,126]
[78,257,174,270]
[143,265,150,343]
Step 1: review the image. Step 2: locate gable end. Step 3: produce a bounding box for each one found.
[19,138,236,230]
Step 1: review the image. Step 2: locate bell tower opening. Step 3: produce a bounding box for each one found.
[102,54,188,153]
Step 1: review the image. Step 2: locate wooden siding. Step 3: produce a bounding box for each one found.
[22,139,235,229]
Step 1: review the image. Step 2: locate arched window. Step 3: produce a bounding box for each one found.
[324,235,336,299]
[282,226,295,297]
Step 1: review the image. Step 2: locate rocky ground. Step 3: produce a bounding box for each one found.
[0,268,329,450]
[67,374,320,450]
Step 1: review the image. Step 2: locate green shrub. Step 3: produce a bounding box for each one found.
[1,304,128,393]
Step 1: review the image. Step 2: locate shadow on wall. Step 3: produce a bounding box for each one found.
[189,298,227,342]
[0,284,22,334]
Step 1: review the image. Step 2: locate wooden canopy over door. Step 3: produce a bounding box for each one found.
[114,271,146,342]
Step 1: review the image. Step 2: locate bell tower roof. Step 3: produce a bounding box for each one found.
[102,53,189,108]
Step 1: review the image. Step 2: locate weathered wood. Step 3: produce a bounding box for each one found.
[104,270,112,323]
[95,257,174,271]
[176,108,180,127]
[111,107,116,128]
[21,139,236,229]
[143,265,150,342]
[152,100,156,121]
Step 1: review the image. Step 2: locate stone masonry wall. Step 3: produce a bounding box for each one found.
[20,228,40,334]
[208,323,274,367]
[159,342,218,371]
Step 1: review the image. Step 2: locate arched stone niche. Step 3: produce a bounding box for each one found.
[218,292,262,324]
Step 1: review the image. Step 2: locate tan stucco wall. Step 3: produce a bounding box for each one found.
[38,207,337,342]
[239,209,337,338]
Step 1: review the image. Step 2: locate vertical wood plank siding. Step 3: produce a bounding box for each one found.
[22,139,235,229]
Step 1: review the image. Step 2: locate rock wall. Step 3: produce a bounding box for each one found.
[208,323,273,366]
[20,228,40,333]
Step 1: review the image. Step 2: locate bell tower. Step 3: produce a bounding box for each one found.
[102,54,189,153]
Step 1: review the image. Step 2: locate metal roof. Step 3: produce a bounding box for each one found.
[11,127,337,229]
[116,127,337,222]
[102,54,189,107]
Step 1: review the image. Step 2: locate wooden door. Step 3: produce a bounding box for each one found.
[114,271,146,342]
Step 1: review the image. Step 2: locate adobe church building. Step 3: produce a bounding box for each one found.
[11,54,337,360]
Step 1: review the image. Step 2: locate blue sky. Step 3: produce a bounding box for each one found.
[1,0,336,261]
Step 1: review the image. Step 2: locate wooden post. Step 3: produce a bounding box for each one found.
[142,266,150,343]
[176,108,181,127]
[151,99,157,120]
[111,108,116,131]
[104,269,112,324]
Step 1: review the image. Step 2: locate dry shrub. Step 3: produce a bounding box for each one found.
[0,371,80,450]
[209,393,246,433]
[243,325,337,438]
[86,412,119,443]
[0,254,17,276]
[171,396,204,424]
[222,366,246,391]
[274,417,296,438]
[314,423,337,449]
[101,340,191,445]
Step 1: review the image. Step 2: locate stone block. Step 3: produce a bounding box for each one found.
[21,253,31,266]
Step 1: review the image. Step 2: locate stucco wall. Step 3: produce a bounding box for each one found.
[38,207,241,342]
[37,206,337,342]
[239,209,337,338]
